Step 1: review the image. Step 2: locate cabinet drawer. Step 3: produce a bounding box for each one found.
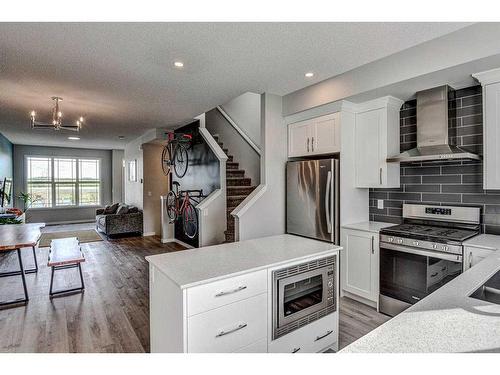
[268,313,337,353]
[187,293,267,353]
[187,269,267,316]
[234,338,267,353]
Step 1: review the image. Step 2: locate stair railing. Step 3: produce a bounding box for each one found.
[216,106,261,155]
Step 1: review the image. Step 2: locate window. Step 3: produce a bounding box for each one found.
[26,156,101,208]
[79,159,100,206]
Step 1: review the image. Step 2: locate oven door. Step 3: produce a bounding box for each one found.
[380,243,463,306]
[277,268,328,328]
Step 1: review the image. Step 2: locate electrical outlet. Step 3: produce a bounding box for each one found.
[377,199,384,209]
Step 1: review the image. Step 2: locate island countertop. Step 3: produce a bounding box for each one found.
[341,249,500,353]
[146,234,341,289]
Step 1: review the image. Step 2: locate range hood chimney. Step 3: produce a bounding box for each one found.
[387,85,480,163]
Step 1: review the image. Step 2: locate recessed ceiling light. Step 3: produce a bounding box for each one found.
[305,72,314,78]
[174,61,184,68]
[68,136,80,140]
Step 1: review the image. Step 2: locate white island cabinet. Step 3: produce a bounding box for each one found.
[146,234,341,353]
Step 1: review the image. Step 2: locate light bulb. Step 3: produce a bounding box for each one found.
[57,111,62,117]
[30,110,36,118]
[53,120,57,125]
[79,116,84,122]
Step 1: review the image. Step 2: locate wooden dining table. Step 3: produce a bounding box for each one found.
[0,223,45,308]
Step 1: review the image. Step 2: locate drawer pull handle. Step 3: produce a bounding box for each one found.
[315,330,333,342]
[292,347,301,353]
[215,323,247,338]
[215,286,247,297]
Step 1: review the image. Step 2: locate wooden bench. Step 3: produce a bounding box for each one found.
[48,237,85,298]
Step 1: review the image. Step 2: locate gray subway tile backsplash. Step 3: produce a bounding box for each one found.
[369,85,500,234]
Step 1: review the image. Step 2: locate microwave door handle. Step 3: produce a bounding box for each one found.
[325,170,332,234]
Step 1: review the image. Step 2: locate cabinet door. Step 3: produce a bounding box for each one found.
[288,121,311,157]
[484,82,500,189]
[312,113,341,155]
[341,229,378,302]
[355,109,383,188]
[464,246,495,271]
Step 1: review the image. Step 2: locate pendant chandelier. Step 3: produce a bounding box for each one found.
[30,97,84,132]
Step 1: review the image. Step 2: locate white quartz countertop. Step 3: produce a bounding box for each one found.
[342,221,396,233]
[463,234,500,250]
[146,234,341,289]
[341,248,500,353]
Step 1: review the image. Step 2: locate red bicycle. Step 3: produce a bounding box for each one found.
[166,182,204,239]
[161,132,192,178]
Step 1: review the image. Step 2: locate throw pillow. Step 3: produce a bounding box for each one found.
[116,204,129,215]
[104,203,119,214]
[128,206,139,213]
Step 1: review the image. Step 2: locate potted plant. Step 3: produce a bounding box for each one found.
[16,192,42,223]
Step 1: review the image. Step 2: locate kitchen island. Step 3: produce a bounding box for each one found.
[146,234,341,353]
[341,243,500,353]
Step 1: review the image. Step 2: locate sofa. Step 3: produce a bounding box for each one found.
[95,203,143,238]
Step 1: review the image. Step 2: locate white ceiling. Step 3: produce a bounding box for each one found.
[0,22,471,149]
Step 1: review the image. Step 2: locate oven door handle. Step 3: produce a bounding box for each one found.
[381,242,462,262]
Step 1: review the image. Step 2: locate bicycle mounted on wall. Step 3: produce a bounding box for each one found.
[161,132,192,178]
[166,181,206,239]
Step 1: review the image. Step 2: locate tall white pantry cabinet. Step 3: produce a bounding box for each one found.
[473,68,500,189]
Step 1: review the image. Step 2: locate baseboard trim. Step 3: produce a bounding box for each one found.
[41,219,95,226]
[143,232,156,237]
[161,238,194,249]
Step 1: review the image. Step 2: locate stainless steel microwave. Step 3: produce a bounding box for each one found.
[272,256,336,339]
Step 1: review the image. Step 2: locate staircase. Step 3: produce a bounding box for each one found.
[213,135,256,243]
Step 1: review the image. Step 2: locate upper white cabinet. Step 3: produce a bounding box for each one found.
[472,68,500,189]
[354,96,403,188]
[288,113,340,157]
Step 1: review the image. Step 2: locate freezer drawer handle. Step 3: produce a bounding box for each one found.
[325,170,332,233]
[315,330,333,342]
[292,347,301,353]
[215,285,247,297]
[215,323,248,338]
[411,296,421,301]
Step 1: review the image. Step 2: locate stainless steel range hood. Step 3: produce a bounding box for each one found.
[387,85,481,163]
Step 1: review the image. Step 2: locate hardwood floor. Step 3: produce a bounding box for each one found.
[0,228,389,352]
[339,296,391,350]
[0,232,185,353]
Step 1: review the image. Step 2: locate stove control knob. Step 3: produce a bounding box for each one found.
[397,238,403,244]
[413,240,419,246]
[432,244,438,250]
[388,237,394,242]
[442,245,448,251]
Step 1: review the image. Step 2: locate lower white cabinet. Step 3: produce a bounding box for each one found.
[341,228,379,304]
[463,246,496,271]
[268,313,338,353]
[187,293,267,353]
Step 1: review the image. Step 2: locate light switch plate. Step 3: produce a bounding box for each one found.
[377,199,384,209]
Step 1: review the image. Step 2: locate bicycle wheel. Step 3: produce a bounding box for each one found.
[173,144,189,178]
[161,145,172,176]
[182,204,198,239]
[166,191,177,222]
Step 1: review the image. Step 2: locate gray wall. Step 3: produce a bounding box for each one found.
[221,92,261,147]
[112,149,124,203]
[206,108,260,185]
[370,85,500,234]
[13,144,113,224]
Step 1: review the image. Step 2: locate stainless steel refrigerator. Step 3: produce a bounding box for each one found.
[286,158,339,244]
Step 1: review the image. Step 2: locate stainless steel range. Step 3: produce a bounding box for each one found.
[379,204,480,316]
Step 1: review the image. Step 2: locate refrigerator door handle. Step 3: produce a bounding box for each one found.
[325,170,332,233]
